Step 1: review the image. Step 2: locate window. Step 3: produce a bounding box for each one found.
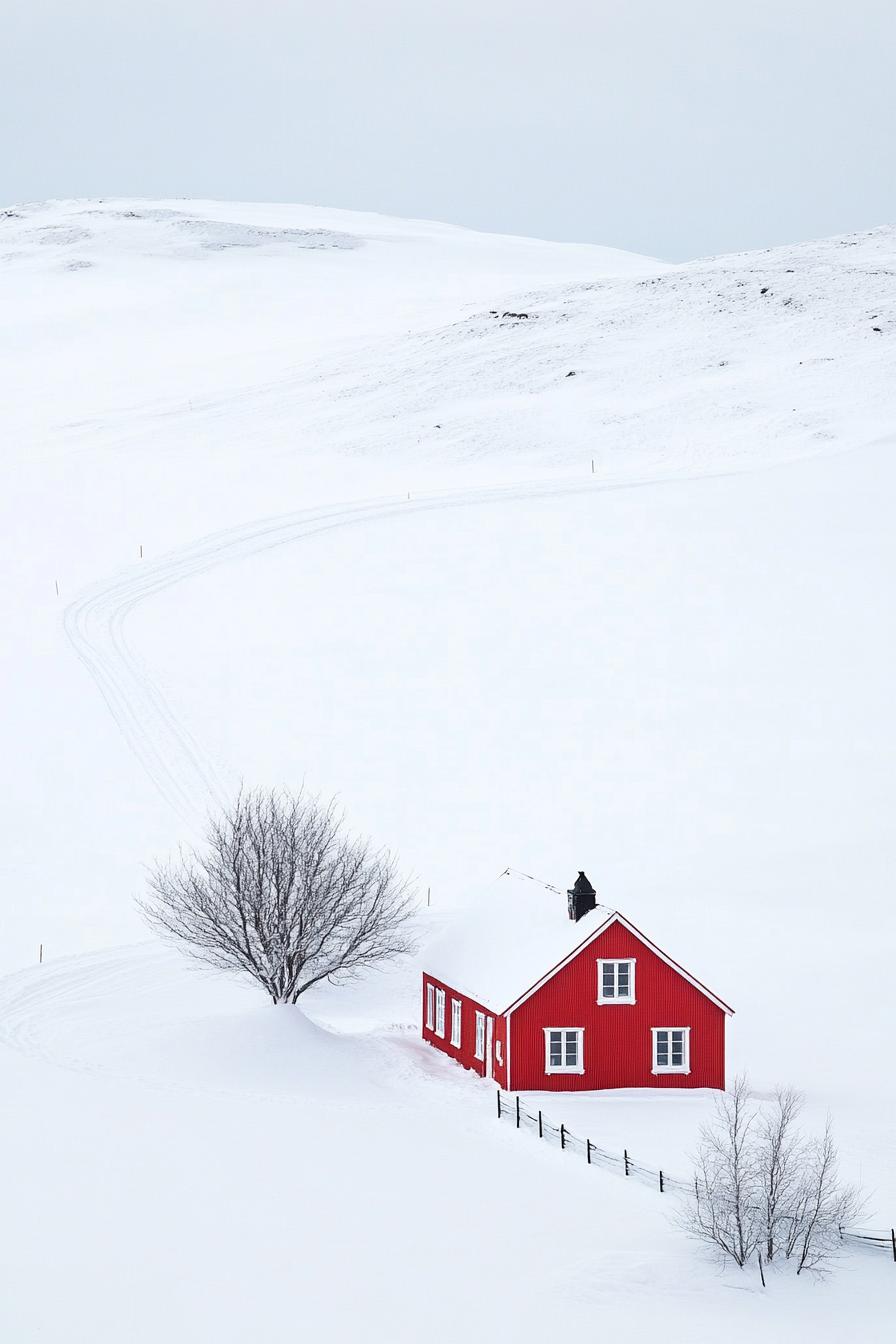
[544,1028,584,1075]
[652,1027,690,1074]
[474,1011,486,1060]
[450,998,462,1047]
[435,988,446,1038]
[597,959,636,1004]
[425,983,434,1030]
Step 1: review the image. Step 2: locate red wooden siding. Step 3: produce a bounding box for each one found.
[421,973,507,1089]
[507,921,725,1092]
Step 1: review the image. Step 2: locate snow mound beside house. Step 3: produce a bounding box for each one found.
[0,942,411,1101]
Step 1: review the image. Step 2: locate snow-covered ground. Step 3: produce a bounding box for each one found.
[1,199,894,1339]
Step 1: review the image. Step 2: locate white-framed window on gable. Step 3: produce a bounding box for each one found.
[544,1028,584,1075]
[597,959,636,1004]
[435,988,446,1038]
[450,998,462,1047]
[425,982,435,1030]
[652,1027,690,1074]
[474,1011,486,1060]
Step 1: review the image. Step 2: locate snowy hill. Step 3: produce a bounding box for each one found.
[3,200,893,488]
[1,200,895,1340]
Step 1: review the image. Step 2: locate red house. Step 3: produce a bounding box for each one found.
[422,870,733,1092]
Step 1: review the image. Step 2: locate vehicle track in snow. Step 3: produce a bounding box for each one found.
[63,468,718,825]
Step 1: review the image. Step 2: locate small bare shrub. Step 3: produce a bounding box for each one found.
[686,1075,863,1277]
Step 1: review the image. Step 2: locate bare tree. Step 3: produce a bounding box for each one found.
[685,1077,864,1278]
[688,1075,761,1267]
[141,788,417,1004]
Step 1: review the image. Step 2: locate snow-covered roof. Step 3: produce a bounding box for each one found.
[424,870,611,1012]
[424,870,734,1016]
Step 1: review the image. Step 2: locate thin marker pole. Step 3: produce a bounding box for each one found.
[39,943,43,964]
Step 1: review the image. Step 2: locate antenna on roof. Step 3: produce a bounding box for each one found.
[498,867,563,896]
[499,865,613,916]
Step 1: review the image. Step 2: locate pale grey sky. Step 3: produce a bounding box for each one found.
[3,0,894,260]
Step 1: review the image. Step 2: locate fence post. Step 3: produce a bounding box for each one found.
[891,1228,896,1263]
[586,1139,592,1165]
[497,1089,502,1118]
[560,1124,566,1150]
[757,1251,766,1288]
[624,1149,630,1176]
[538,1110,543,1139]
[659,1169,664,1194]
[515,1095,520,1129]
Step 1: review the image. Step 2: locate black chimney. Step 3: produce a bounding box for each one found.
[567,871,597,922]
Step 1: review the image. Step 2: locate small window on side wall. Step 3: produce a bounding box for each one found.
[425,983,434,1030]
[435,988,446,1038]
[450,998,462,1047]
[652,1027,690,1074]
[597,959,636,1004]
[474,1011,486,1060]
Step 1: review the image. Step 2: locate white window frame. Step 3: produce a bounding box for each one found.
[597,958,636,1004]
[450,998,462,1047]
[474,1011,486,1060]
[652,1026,691,1075]
[425,982,435,1030]
[435,988,446,1038]
[543,1027,585,1076]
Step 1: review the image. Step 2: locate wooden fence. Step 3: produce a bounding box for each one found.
[495,1089,895,1260]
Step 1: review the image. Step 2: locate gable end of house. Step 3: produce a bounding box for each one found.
[503,911,734,1018]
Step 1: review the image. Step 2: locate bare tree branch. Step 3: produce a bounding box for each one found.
[755,1086,807,1262]
[683,1075,761,1267]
